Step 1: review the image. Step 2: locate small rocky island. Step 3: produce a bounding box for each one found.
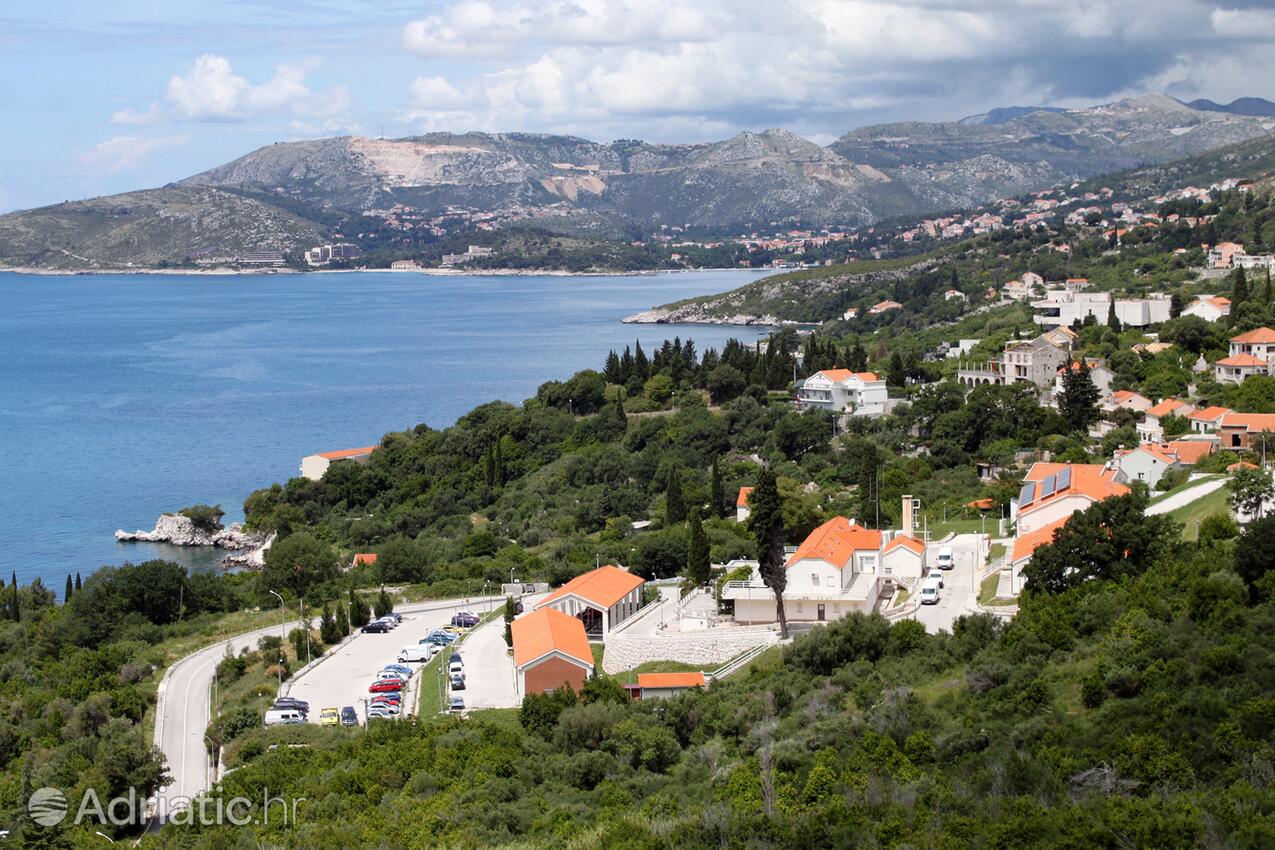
[115,505,273,568]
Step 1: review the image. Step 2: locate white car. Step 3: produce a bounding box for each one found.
[926,570,944,589]
[398,645,435,663]
[919,583,940,605]
[374,670,404,681]
[936,547,954,570]
[367,706,399,719]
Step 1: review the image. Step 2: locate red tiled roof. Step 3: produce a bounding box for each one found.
[1229,461,1259,472]
[537,565,645,611]
[512,607,594,669]
[965,498,994,510]
[1147,399,1190,418]
[1166,439,1215,464]
[786,517,881,569]
[1222,412,1275,432]
[816,369,881,383]
[1021,463,1128,514]
[352,553,378,566]
[1012,516,1069,564]
[1188,406,1232,422]
[637,672,706,689]
[883,535,925,555]
[317,445,377,460]
[736,486,754,507]
[1231,327,1275,344]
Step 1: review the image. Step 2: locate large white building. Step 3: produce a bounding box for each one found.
[1215,327,1275,385]
[1031,290,1171,328]
[299,445,378,481]
[795,369,888,417]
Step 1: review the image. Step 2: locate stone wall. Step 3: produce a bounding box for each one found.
[602,626,777,675]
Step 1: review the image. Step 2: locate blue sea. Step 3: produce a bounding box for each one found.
[0,269,771,587]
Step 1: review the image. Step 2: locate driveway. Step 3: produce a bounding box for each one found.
[1147,477,1227,516]
[447,609,520,711]
[913,533,983,634]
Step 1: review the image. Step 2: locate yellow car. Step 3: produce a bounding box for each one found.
[319,707,340,727]
[442,625,466,635]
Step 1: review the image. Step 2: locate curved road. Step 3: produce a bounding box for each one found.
[153,595,501,818]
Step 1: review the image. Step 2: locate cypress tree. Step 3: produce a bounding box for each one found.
[10,572,18,622]
[665,466,687,524]
[64,575,72,603]
[1170,291,1184,318]
[484,445,495,488]
[887,351,906,387]
[1263,269,1272,305]
[1106,301,1122,333]
[74,573,82,592]
[494,438,504,486]
[748,466,788,639]
[1234,266,1250,307]
[633,340,649,379]
[710,457,725,519]
[686,510,712,587]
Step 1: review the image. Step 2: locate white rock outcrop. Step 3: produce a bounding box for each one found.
[115,513,267,551]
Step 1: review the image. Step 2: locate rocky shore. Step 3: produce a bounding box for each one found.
[622,307,781,325]
[115,513,273,567]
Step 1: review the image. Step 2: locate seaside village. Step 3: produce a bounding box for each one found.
[292,243,1275,708]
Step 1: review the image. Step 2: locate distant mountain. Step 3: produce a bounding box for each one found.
[1187,96,1275,117]
[4,93,1275,270]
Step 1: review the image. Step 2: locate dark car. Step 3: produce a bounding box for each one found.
[339,706,358,726]
[362,621,391,634]
[450,674,466,691]
[448,697,465,713]
[514,601,524,614]
[272,698,309,714]
[450,613,479,628]
[369,679,404,693]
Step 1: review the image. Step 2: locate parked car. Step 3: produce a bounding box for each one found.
[375,670,405,682]
[375,616,398,629]
[369,679,404,693]
[340,706,358,727]
[385,612,403,624]
[384,662,414,675]
[271,698,309,714]
[514,601,524,614]
[448,655,464,678]
[450,674,466,691]
[936,547,955,570]
[448,697,465,713]
[919,581,941,605]
[399,645,433,663]
[367,706,397,719]
[450,613,479,628]
[362,621,391,634]
[264,708,305,726]
[370,693,401,705]
[927,569,944,589]
[424,630,456,645]
[319,707,340,727]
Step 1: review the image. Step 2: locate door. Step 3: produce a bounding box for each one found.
[817,604,826,621]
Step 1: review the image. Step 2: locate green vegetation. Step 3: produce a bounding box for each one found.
[178,503,225,534]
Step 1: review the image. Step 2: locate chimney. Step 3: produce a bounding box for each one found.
[901,495,914,538]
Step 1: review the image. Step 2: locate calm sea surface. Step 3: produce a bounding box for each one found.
[0,269,771,586]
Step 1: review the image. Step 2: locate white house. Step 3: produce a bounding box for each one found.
[736,486,754,523]
[795,370,888,417]
[299,445,378,481]
[1032,290,1171,328]
[1137,399,1195,443]
[881,535,925,581]
[1215,327,1275,385]
[535,565,645,642]
[1105,389,1153,414]
[1188,406,1232,434]
[1013,463,1129,535]
[1182,295,1231,323]
[1053,359,1115,401]
[1113,444,1182,489]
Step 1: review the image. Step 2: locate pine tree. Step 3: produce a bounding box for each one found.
[634,340,649,379]
[319,605,340,644]
[1106,301,1122,333]
[64,575,72,604]
[484,445,496,488]
[1170,291,1184,318]
[887,351,906,387]
[686,510,712,587]
[494,438,505,486]
[710,457,725,518]
[503,596,517,648]
[1234,266,1250,307]
[603,350,622,383]
[748,467,788,639]
[1059,360,1102,432]
[665,466,687,524]
[1264,269,1272,305]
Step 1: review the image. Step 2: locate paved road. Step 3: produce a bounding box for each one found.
[450,607,520,711]
[154,595,501,816]
[1147,477,1227,516]
[913,534,983,634]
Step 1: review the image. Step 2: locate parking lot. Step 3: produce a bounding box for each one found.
[283,597,500,724]
[913,534,985,634]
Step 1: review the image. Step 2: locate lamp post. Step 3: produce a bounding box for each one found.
[300,597,310,665]
[267,590,285,641]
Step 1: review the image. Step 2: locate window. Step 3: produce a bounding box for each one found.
[796,602,803,613]
[811,573,819,587]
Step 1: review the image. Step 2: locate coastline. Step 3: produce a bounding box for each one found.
[0,265,750,278]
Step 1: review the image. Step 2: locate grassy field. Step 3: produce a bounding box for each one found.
[1167,485,1233,541]
[591,644,605,670]
[979,573,1016,606]
[987,543,1006,564]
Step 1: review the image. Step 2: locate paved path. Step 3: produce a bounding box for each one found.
[450,599,542,711]
[154,595,499,817]
[1147,477,1227,516]
[913,534,983,634]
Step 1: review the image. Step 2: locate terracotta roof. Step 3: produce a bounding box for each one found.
[736,486,754,508]
[1166,439,1215,464]
[1229,461,1259,472]
[811,369,881,384]
[1207,296,1232,307]
[1231,327,1275,344]
[1188,406,1232,422]
[512,607,594,669]
[637,672,706,690]
[965,498,994,510]
[1222,412,1275,432]
[1147,399,1190,418]
[883,535,925,555]
[316,446,377,460]
[1134,444,1181,466]
[1217,354,1268,367]
[352,553,378,566]
[1012,516,1069,564]
[786,517,881,569]
[1021,463,1128,513]
[537,564,645,610]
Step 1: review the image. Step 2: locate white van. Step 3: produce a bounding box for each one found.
[936,547,954,570]
[919,576,942,605]
[264,708,305,726]
[398,644,434,663]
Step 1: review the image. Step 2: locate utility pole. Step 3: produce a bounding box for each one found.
[268,590,285,642]
[301,598,310,665]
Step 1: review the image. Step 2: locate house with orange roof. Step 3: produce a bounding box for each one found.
[1166,438,1217,465]
[1182,294,1231,323]
[795,369,888,417]
[300,445,378,481]
[1138,399,1196,443]
[722,516,897,624]
[1106,389,1153,414]
[868,300,902,314]
[1113,444,1184,489]
[735,486,754,523]
[1008,516,1069,594]
[512,607,595,699]
[1219,412,1275,451]
[1053,358,1115,401]
[1189,406,1232,434]
[1216,328,1275,384]
[351,553,378,569]
[1013,463,1129,535]
[535,564,646,641]
[881,535,926,580]
[629,671,707,700]
[1207,242,1245,269]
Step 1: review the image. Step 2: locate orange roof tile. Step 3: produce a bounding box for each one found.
[1021,463,1128,514]
[1012,516,1069,564]
[1231,327,1275,344]
[537,565,645,611]
[1188,406,1231,422]
[637,672,706,689]
[1166,439,1215,464]
[1135,444,1181,466]
[353,553,378,566]
[1147,399,1190,418]
[786,517,881,569]
[1229,461,1259,472]
[884,535,925,555]
[1223,412,1275,432]
[965,498,994,510]
[736,486,754,507]
[815,369,881,383]
[512,607,594,669]
[1217,354,1268,368]
[317,445,377,460]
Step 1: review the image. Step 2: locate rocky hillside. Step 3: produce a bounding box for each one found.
[0,186,324,271]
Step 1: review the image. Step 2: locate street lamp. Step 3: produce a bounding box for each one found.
[267,590,285,641]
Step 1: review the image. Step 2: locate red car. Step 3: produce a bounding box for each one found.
[370,694,401,705]
[369,679,404,693]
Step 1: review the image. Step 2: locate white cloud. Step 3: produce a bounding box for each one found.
[408,76,469,111]
[110,102,164,125]
[164,54,312,120]
[77,135,190,173]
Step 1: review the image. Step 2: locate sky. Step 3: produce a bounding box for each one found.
[3,0,1275,213]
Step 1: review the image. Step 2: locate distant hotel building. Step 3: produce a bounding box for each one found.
[305,243,362,266]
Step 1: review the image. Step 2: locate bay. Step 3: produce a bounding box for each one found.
[0,269,771,587]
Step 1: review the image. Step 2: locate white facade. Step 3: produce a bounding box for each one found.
[1182,295,1230,323]
[795,370,888,417]
[1114,446,1181,489]
[1032,290,1171,328]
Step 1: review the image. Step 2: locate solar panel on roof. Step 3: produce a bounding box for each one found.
[1019,482,1036,506]
[1057,466,1071,491]
[1040,474,1057,499]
